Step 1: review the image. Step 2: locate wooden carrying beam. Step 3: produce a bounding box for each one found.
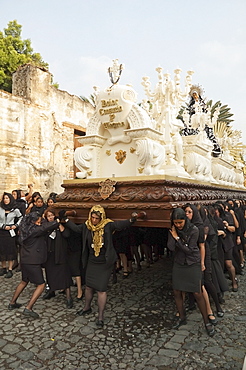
[54,178,246,228]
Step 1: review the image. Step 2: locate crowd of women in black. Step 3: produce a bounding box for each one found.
[168,199,245,336]
[1,185,245,333]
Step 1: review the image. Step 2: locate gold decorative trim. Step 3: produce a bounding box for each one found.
[106,150,111,156]
[130,147,136,153]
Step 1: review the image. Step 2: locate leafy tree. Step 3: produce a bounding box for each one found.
[80,94,96,107]
[0,20,49,92]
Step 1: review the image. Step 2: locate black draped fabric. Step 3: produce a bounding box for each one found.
[44,222,72,291]
[67,229,83,277]
[15,199,26,217]
[204,215,229,294]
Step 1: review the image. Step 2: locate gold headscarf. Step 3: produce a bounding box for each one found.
[85,205,113,257]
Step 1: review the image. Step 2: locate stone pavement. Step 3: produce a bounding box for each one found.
[0,256,245,370]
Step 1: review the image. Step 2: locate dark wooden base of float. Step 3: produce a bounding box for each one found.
[55,177,246,228]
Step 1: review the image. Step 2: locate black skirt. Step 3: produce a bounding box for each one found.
[67,248,82,277]
[172,262,202,293]
[85,261,113,292]
[44,251,73,291]
[0,229,17,261]
[21,264,45,285]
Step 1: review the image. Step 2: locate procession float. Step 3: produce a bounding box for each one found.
[56,60,246,227]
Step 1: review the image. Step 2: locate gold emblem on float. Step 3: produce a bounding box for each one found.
[115,150,126,164]
[98,178,117,200]
[106,150,111,156]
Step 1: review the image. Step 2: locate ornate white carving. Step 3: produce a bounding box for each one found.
[77,135,106,147]
[108,134,131,146]
[74,146,93,179]
[182,140,214,182]
[126,104,153,129]
[135,138,165,175]
[141,67,193,139]
[122,88,137,102]
[211,157,236,186]
[72,60,245,188]
[125,127,164,142]
[86,114,102,136]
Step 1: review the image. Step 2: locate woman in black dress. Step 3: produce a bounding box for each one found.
[213,203,238,292]
[168,208,215,336]
[184,204,224,322]
[42,208,73,308]
[0,192,23,278]
[63,205,138,328]
[8,211,59,319]
[12,189,27,216]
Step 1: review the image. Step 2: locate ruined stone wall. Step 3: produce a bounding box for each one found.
[0,64,94,197]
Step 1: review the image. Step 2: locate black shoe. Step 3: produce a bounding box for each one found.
[8,302,22,310]
[96,320,104,328]
[23,308,39,319]
[66,299,73,309]
[76,294,84,301]
[205,323,215,337]
[5,270,13,278]
[217,311,224,318]
[123,271,129,279]
[172,318,187,329]
[208,314,218,326]
[43,291,55,299]
[232,278,238,292]
[0,268,7,276]
[77,308,92,316]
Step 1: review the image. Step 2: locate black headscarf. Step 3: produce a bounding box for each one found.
[13,189,22,200]
[171,208,195,243]
[184,203,205,243]
[0,192,16,211]
[19,212,41,245]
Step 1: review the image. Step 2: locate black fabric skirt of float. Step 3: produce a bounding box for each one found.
[211,259,229,293]
[85,261,113,292]
[172,262,202,293]
[44,251,73,291]
[0,229,17,261]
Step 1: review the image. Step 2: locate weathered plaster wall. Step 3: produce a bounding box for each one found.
[0,64,94,196]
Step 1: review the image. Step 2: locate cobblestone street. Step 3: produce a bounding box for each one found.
[0,256,245,369]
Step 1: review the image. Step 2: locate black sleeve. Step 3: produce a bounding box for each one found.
[65,220,84,234]
[31,220,58,238]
